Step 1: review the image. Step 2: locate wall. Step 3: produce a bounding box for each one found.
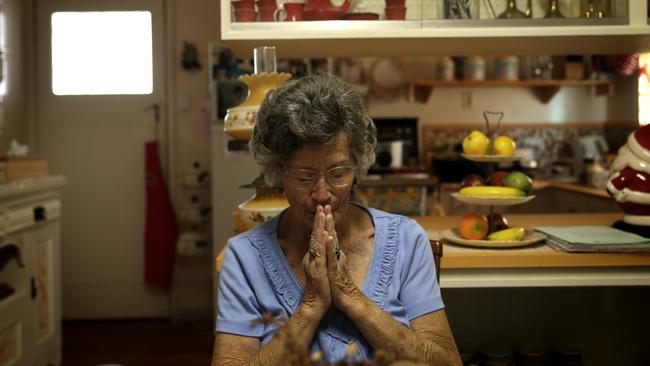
[168,0,220,322]
[0,0,32,152]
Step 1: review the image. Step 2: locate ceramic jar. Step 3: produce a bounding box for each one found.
[224,72,291,140]
[607,124,650,227]
[463,56,486,81]
[238,186,289,229]
[436,56,455,81]
[494,55,520,80]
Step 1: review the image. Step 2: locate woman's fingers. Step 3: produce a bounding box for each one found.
[325,233,338,275]
[309,206,325,262]
[324,206,338,245]
[323,209,342,263]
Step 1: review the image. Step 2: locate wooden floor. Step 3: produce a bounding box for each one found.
[62,319,214,366]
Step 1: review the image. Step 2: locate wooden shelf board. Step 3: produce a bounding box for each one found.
[226,139,250,151]
[409,79,613,103]
[412,79,612,87]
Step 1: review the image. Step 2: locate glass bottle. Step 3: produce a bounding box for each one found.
[253,46,277,75]
[498,0,527,18]
[583,0,596,17]
[596,0,611,18]
[543,0,565,18]
[524,0,533,17]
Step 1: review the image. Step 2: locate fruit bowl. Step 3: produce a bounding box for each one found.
[461,154,521,163]
[441,229,545,248]
[451,193,535,206]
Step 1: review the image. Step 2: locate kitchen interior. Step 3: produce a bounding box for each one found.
[1,0,650,365]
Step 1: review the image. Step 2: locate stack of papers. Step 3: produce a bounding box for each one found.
[534,226,650,253]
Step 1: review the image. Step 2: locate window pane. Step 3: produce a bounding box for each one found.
[51,11,153,96]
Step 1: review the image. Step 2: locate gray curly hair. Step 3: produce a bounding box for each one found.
[250,73,377,188]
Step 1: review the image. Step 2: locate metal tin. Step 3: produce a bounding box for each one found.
[463,56,486,81]
[494,55,520,80]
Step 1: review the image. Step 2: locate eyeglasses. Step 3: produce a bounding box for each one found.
[283,165,356,191]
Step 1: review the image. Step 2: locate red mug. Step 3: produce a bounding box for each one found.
[385,0,405,6]
[234,8,257,21]
[385,5,406,20]
[275,2,305,21]
[232,0,255,10]
[258,5,277,21]
[255,0,277,9]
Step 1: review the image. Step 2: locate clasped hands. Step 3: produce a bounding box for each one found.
[302,205,361,319]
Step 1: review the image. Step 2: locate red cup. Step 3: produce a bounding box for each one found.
[258,5,277,21]
[234,8,257,21]
[232,0,255,10]
[385,0,405,7]
[385,5,406,20]
[275,2,304,21]
[255,0,277,8]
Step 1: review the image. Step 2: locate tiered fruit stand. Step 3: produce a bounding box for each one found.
[440,111,546,248]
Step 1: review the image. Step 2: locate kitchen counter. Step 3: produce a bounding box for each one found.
[534,180,611,199]
[413,213,650,288]
[0,175,67,200]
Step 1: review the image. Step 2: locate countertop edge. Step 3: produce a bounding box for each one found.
[0,176,68,200]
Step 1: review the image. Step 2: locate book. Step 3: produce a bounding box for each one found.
[534,226,650,253]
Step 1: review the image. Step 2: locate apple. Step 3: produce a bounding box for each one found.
[492,135,516,156]
[486,213,509,233]
[462,130,490,155]
[460,174,486,188]
[502,171,533,195]
[487,171,509,186]
[459,212,489,240]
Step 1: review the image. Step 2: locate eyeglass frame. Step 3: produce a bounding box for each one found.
[281,164,357,191]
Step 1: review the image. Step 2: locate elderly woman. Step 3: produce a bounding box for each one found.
[212,74,461,366]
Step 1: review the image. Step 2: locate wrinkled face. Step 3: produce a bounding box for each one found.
[279,133,355,231]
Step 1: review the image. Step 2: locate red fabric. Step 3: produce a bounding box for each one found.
[634,124,650,151]
[144,141,178,289]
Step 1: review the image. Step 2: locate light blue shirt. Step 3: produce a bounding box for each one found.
[216,206,444,363]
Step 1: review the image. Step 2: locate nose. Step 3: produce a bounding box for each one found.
[310,176,332,203]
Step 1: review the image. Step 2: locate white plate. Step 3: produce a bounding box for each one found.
[451,193,535,206]
[441,229,546,248]
[461,154,521,163]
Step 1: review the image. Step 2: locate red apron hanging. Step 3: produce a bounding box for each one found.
[144,120,178,289]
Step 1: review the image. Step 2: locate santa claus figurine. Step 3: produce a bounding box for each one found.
[607,124,650,237]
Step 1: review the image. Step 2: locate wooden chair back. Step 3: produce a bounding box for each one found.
[429,239,443,282]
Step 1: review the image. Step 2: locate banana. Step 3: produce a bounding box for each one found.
[458,186,526,197]
[488,227,526,241]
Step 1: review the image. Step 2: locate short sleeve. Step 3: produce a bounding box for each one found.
[398,221,444,320]
[215,239,265,337]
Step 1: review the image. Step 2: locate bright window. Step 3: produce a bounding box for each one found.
[640,53,650,125]
[51,11,153,95]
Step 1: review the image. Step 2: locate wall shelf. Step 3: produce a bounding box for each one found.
[220,1,650,57]
[408,79,614,104]
[226,139,250,152]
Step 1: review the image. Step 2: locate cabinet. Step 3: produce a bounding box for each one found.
[219,0,650,57]
[0,177,65,366]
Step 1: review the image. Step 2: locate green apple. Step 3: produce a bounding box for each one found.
[462,130,490,155]
[502,171,533,195]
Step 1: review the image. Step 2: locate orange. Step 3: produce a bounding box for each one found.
[459,212,489,240]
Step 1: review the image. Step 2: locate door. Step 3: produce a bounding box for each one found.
[36,0,169,318]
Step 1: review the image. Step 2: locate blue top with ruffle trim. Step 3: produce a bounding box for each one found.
[216,206,444,363]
